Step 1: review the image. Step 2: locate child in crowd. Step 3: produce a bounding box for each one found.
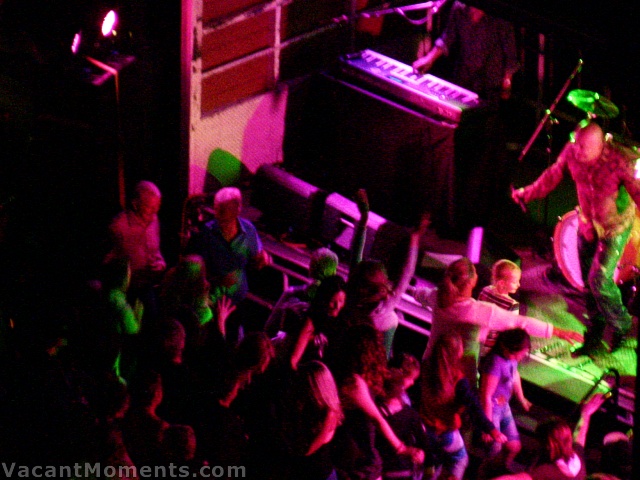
[420,332,506,480]
[478,259,522,358]
[388,352,421,407]
[479,328,532,470]
[377,364,435,480]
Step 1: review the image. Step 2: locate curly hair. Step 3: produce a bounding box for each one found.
[332,323,388,396]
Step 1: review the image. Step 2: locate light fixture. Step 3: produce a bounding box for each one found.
[101,10,118,37]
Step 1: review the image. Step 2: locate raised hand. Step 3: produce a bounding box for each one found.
[581,392,606,417]
[416,212,432,236]
[355,188,369,216]
[216,295,237,338]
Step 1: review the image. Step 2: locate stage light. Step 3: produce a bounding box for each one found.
[467,226,483,265]
[67,4,127,58]
[101,10,118,37]
[71,32,82,54]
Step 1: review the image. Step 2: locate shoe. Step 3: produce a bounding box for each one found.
[610,331,630,353]
[571,341,605,359]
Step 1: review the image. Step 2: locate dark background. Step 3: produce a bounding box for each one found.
[0,0,184,322]
[1,0,639,319]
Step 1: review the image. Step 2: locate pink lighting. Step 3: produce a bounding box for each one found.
[71,32,81,54]
[467,226,483,264]
[101,10,117,37]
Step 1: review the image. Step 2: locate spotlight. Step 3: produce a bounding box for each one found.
[71,32,82,54]
[68,5,126,58]
[101,10,118,37]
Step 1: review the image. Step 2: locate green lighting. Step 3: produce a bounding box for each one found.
[207,148,242,187]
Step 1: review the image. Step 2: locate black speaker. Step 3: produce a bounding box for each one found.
[320,192,410,276]
[251,164,327,241]
[282,73,457,233]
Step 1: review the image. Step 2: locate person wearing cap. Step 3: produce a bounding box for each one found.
[264,247,340,337]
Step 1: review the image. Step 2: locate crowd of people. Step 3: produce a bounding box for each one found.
[0,180,632,480]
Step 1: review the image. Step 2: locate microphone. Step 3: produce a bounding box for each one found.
[511,185,527,214]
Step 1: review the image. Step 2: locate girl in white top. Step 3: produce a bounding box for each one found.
[346,190,429,357]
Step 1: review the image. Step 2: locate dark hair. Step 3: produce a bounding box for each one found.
[492,328,531,358]
[600,438,632,480]
[100,256,130,291]
[383,368,407,400]
[309,274,346,317]
[331,323,388,395]
[389,352,420,373]
[421,332,463,404]
[160,254,209,311]
[347,259,390,306]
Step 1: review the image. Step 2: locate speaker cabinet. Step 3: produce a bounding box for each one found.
[320,192,410,276]
[251,164,327,240]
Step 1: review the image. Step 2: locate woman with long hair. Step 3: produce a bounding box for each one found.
[273,274,347,371]
[331,323,424,480]
[420,332,506,480]
[283,360,344,479]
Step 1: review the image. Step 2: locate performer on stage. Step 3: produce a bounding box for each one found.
[512,119,640,356]
[413,1,521,232]
[412,1,519,106]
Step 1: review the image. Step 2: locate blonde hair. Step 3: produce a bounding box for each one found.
[309,248,339,281]
[536,419,575,462]
[437,257,477,308]
[491,259,520,284]
[300,360,344,424]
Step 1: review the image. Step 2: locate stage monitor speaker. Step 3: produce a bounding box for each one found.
[251,164,327,241]
[320,192,410,274]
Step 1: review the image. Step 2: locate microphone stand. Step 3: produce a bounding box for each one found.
[518,58,583,227]
[518,58,583,163]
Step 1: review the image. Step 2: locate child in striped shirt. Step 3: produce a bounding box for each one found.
[478,259,522,358]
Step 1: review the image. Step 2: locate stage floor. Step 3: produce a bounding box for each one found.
[514,247,637,425]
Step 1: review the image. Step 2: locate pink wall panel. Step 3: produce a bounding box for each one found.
[201,54,275,114]
[202,11,275,71]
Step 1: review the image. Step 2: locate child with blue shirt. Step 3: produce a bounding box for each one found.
[479,328,532,469]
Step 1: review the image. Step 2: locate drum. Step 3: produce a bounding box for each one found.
[553,209,640,290]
